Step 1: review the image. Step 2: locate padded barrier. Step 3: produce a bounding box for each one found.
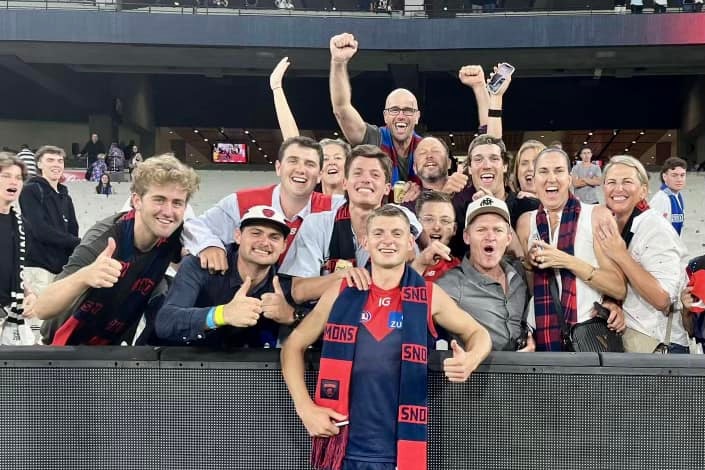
[0,347,703,469]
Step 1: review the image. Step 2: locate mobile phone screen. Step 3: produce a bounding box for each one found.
[487,63,515,94]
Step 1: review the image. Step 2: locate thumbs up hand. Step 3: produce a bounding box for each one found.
[223,276,263,328]
[83,237,124,289]
[261,276,295,325]
[441,163,469,195]
[442,339,475,383]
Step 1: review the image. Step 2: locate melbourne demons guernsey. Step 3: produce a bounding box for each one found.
[345,284,434,464]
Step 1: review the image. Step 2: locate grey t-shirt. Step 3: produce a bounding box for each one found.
[571,163,602,204]
[362,123,410,181]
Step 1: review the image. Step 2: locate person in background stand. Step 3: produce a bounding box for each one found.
[90,153,108,183]
[96,173,113,196]
[19,145,80,294]
[649,156,687,236]
[17,145,37,178]
[80,133,106,174]
[129,145,143,180]
[570,146,602,204]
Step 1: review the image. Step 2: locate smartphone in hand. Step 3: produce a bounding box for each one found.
[487,63,515,95]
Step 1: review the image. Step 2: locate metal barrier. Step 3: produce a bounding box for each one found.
[1,347,704,469]
[0,0,696,16]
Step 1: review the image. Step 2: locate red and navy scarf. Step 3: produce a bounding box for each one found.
[322,203,357,274]
[379,127,422,185]
[53,210,181,345]
[312,265,431,470]
[533,194,581,351]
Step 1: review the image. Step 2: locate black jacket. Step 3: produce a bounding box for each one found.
[81,140,106,162]
[19,176,80,274]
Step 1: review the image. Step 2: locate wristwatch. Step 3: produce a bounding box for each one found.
[292,305,307,327]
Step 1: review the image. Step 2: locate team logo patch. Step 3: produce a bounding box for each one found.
[388,311,403,329]
[263,208,275,217]
[320,379,340,400]
[361,311,372,323]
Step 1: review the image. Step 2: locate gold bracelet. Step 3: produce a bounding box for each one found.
[585,266,597,282]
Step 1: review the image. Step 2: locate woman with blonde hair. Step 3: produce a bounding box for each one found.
[509,139,545,197]
[595,155,690,353]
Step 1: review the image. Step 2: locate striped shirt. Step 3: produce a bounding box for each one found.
[17,149,37,178]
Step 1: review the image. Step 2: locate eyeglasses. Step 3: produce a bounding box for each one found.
[420,215,455,227]
[384,107,418,117]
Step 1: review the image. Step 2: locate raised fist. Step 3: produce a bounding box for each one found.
[330,33,358,63]
[458,65,485,88]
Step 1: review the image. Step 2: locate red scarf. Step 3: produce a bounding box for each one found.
[533,195,581,351]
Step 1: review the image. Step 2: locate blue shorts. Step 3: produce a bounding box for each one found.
[343,459,396,470]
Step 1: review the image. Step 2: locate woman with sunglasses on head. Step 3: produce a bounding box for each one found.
[594,155,690,353]
[516,147,627,351]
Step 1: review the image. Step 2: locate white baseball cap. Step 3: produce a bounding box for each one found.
[465,196,510,226]
[240,205,290,237]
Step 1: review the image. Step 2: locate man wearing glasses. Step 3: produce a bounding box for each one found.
[329,33,489,189]
[410,191,461,282]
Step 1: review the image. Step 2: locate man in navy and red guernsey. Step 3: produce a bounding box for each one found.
[183,136,342,273]
[34,155,200,345]
[282,205,491,470]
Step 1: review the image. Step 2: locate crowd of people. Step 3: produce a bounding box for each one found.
[1,31,703,470]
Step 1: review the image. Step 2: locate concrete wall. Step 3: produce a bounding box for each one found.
[0,119,87,154]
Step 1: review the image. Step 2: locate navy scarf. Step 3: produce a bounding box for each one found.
[312,265,431,470]
[53,211,181,345]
